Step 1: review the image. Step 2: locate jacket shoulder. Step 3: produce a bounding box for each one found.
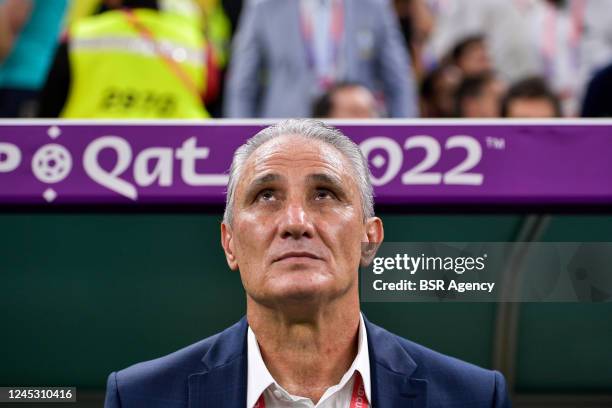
[396,333,495,379]
[369,322,507,406]
[105,319,248,407]
[115,333,218,389]
[110,319,245,406]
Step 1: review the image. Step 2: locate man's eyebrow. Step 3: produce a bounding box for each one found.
[251,173,282,186]
[243,173,284,199]
[307,173,345,189]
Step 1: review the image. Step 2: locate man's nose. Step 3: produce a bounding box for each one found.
[278,201,315,240]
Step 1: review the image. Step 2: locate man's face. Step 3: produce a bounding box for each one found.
[464,79,506,118]
[506,97,558,118]
[478,79,505,117]
[329,86,378,119]
[221,135,382,308]
[433,66,462,117]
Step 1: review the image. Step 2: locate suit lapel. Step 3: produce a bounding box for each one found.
[188,318,248,408]
[365,317,428,407]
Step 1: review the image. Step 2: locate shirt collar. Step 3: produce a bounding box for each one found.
[246,313,371,408]
[246,325,275,408]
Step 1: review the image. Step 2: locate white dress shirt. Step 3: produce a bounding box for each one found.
[246,314,371,408]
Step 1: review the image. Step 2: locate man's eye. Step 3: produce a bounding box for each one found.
[256,189,275,201]
[315,189,335,200]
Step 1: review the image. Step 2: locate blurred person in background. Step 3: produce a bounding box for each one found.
[450,35,493,76]
[581,62,612,118]
[194,0,232,116]
[224,0,418,118]
[393,0,434,81]
[515,0,612,116]
[62,0,231,117]
[66,0,231,76]
[64,0,105,22]
[0,0,31,62]
[517,0,584,116]
[580,0,612,82]
[454,72,506,118]
[419,63,461,117]
[425,0,539,83]
[38,0,216,119]
[501,76,562,118]
[0,0,67,117]
[312,82,379,118]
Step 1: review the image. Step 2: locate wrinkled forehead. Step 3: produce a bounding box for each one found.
[237,134,356,191]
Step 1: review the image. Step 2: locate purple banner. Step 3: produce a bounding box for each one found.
[0,121,611,205]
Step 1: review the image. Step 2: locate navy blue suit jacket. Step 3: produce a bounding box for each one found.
[105,316,511,407]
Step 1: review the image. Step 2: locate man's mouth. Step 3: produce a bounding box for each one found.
[273,252,322,263]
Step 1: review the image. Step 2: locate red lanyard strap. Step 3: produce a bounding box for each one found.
[122,9,203,101]
[253,373,368,408]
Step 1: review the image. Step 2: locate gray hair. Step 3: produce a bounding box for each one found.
[223,119,374,225]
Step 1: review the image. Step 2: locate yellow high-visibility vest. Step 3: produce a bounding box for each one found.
[62,8,209,118]
[196,0,231,68]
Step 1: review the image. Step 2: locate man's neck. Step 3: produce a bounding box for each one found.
[247,297,361,404]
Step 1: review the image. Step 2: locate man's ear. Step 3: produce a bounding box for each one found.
[360,216,384,267]
[221,222,239,271]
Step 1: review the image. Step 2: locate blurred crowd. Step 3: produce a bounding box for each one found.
[0,0,611,119]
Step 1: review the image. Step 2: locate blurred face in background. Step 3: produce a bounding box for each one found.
[506,97,558,118]
[393,0,434,79]
[431,65,462,117]
[456,39,493,76]
[462,78,506,118]
[221,135,382,311]
[328,86,378,119]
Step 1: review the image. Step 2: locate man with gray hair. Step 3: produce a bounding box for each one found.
[105,119,511,408]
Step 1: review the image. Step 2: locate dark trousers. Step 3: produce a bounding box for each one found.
[0,88,39,117]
